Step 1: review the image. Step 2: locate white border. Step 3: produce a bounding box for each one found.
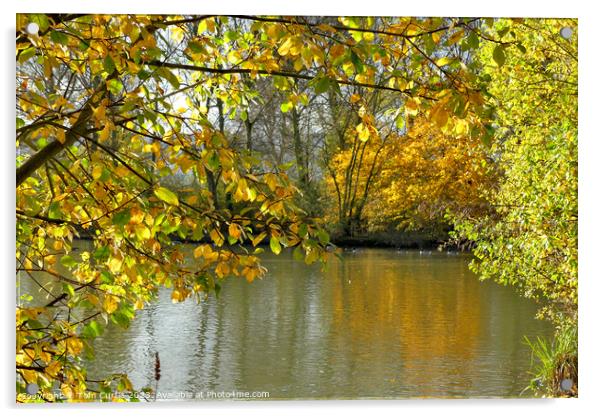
[3,1,600,416]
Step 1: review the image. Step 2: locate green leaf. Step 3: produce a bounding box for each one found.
[293,245,304,261]
[516,43,527,54]
[349,50,365,74]
[60,255,77,269]
[107,79,124,95]
[298,223,308,238]
[493,45,506,67]
[188,40,205,54]
[156,67,180,89]
[112,210,131,227]
[224,30,239,42]
[280,101,293,113]
[497,26,510,39]
[111,304,135,328]
[18,47,36,63]
[466,31,480,50]
[48,201,62,220]
[313,76,332,94]
[81,320,104,339]
[103,54,116,74]
[316,229,330,245]
[29,14,50,32]
[395,113,405,130]
[50,30,69,45]
[154,187,179,206]
[270,236,282,255]
[62,283,75,298]
[482,124,495,146]
[205,151,220,172]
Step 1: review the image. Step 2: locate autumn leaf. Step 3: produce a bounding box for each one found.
[228,223,241,240]
[45,361,62,378]
[405,98,420,116]
[269,236,282,255]
[102,295,119,314]
[154,187,179,206]
[65,337,83,355]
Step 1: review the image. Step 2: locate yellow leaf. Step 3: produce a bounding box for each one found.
[102,294,119,314]
[356,122,370,141]
[435,56,454,67]
[209,229,224,246]
[252,232,267,247]
[93,105,106,122]
[129,207,144,224]
[447,29,464,45]
[65,337,83,355]
[39,349,52,363]
[330,44,345,58]
[98,123,111,142]
[154,187,179,206]
[108,257,123,274]
[405,98,420,116]
[45,361,62,378]
[193,245,205,258]
[92,165,103,180]
[362,32,375,42]
[264,173,278,192]
[21,369,37,384]
[266,24,280,39]
[432,106,449,128]
[277,37,293,56]
[61,384,74,400]
[229,223,241,240]
[134,224,151,240]
[242,266,260,282]
[215,261,230,278]
[171,288,187,303]
[206,19,215,32]
[56,129,66,144]
[86,293,100,307]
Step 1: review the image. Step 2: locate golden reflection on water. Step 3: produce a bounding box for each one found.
[326,252,485,397]
[20,246,552,399]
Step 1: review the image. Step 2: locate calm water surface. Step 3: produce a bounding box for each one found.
[77,247,552,399]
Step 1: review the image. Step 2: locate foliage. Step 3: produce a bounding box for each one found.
[449,18,578,395]
[362,115,494,232]
[450,18,578,324]
[524,324,578,397]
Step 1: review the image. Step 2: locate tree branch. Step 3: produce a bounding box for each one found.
[147,60,422,97]
[16,88,105,187]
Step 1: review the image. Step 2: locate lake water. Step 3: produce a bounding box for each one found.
[77,247,552,399]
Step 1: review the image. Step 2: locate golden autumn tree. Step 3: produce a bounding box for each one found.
[362,115,494,233]
[16,14,502,401]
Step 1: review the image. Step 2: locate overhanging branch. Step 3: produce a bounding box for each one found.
[16,88,105,187]
[147,60,423,97]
